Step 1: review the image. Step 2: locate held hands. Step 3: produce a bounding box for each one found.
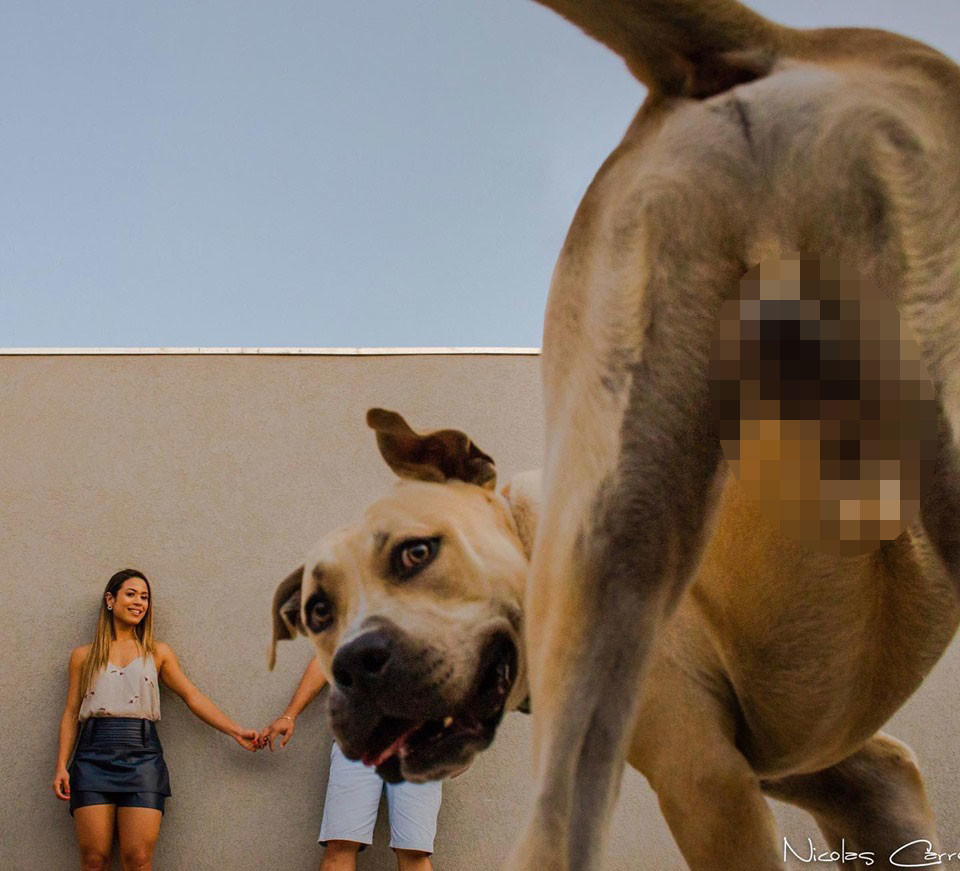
[231,726,261,752]
[257,715,295,751]
[52,767,71,800]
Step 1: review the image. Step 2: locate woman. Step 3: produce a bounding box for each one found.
[53,569,259,871]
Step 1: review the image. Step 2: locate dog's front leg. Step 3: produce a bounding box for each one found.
[763,733,940,871]
[507,231,739,869]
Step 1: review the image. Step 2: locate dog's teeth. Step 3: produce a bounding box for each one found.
[443,716,454,728]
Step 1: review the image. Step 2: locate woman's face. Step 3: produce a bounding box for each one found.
[105,579,150,627]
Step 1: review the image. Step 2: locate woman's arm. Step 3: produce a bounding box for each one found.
[156,642,259,751]
[259,656,328,751]
[53,646,87,799]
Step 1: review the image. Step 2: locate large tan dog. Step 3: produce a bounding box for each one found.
[272,1,960,869]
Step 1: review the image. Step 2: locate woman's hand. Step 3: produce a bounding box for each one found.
[258,716,295,752]
[232,727,260,752]
[53,767,71,800]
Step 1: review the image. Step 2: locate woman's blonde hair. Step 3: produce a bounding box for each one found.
[80,569,157,697]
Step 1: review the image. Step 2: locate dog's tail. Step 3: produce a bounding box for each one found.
[533,0,789,97]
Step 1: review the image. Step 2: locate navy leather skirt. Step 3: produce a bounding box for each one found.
[68,718,171,815]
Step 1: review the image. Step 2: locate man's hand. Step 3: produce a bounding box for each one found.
[259,715,295,751]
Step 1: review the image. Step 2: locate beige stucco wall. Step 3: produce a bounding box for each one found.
[2,352,959,871]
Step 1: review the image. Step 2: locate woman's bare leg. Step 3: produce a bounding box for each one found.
[73,803,115,871]
[115,806,162,871]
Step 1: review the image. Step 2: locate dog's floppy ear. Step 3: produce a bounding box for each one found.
[367,408,497,489]
[268,566,305,670]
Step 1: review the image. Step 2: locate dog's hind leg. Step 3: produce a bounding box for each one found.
[763,733,940,870]
[508,192,743,869]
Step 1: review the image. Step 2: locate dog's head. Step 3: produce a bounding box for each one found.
[270,409,539,783]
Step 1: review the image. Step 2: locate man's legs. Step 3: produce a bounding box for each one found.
[385,778,443,870]
[317,743,384,868]
[320,841,361,871]
[394,848,432,871]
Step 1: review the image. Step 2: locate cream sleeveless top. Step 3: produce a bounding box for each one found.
[78,654,161,722]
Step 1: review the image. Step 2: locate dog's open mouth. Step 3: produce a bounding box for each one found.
[360,634,517,779]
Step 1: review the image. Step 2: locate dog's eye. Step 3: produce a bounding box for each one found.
[392,537,441,579]
[304,592,334,633]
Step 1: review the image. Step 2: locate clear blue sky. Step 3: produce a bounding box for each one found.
[2,1,958,348]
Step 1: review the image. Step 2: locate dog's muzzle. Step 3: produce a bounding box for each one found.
[328,623,518,783]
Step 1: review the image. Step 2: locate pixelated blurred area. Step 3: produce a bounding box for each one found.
[708,254,938,556]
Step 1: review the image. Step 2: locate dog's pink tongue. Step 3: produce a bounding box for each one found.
[364,723,421,768]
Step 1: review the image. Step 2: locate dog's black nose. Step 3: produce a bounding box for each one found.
[332,630,394,692]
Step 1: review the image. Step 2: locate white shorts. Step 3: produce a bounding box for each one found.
[317,742,443,854]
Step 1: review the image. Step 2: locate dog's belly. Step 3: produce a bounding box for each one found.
[676,472,959,777]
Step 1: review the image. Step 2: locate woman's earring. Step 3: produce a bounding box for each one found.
[107,605,113,611]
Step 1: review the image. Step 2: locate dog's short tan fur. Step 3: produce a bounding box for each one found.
[272,2,960,869]
[508,2,960,868]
